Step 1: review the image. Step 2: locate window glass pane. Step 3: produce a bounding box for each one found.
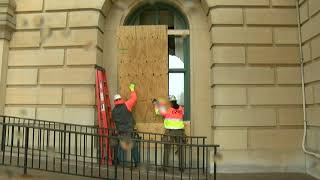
[169,73,184,105]
[173,13,185,29]
[129,7,187,29]
[169,36,185,69]
[139,11,157,25]
[159,10,174,28]
[169,55,184,69]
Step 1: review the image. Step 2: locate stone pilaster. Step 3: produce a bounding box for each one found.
[0,0,15,114]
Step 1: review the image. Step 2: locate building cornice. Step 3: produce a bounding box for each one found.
[0,0,15,40]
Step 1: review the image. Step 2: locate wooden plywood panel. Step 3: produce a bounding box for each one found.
[117,26,168,128]
[136,122,191,137]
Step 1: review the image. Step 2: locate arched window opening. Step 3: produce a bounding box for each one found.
[124,3,190,120]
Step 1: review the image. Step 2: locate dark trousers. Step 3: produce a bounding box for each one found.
[115,132,140,167]
[162,129,185,169]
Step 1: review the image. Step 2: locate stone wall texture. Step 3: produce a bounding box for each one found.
[299,0,320,178]
[201,0,306,173]
[2,0,319,175]
[4,0,109,126]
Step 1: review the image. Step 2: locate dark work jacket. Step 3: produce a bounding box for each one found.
[112,104,134,133]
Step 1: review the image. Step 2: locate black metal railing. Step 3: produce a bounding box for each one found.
[0,115,219,180]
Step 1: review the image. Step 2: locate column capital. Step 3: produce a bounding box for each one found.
[0,0,16,40]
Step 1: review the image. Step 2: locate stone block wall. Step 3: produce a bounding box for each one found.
[4,0,110,126]
[201,0,306,172]
[0,0,16,114]
[299,0,320,178]
[0,0,317,174]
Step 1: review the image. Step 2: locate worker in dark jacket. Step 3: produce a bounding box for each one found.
[112,83,139,167]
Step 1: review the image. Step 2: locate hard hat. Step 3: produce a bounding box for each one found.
[168,95,177,101]
[114,94,122,100]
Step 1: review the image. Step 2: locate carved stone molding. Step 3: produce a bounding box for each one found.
[0,0,15,40]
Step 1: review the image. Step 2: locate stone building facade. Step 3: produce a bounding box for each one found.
[0,0,318,178]
[299,0,320,178]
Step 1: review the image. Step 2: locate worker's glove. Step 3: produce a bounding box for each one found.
[129,83,135,92]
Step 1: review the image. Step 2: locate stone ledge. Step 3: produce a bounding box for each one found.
[45,0,105,12]
[0,0,16,40]
[202,0,270,15]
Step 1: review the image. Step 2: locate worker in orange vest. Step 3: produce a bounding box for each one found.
[153,95,185,171]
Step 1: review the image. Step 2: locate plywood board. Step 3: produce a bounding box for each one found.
[136,122,191,138]
[117,26,168,129]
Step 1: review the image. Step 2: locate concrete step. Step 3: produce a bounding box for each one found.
[0,166,317,180]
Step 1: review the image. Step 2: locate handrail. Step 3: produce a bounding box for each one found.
[0,115,208,139]
[0,121,219,147]
[0,116,219,180]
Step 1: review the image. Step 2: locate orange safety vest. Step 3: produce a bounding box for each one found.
[163,106,184,129]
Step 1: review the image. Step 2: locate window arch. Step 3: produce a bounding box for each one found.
[124,2,189,29]
[124,3,191,120]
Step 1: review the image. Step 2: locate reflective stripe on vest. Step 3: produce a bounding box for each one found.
[163,106,184,129]
[164,118,184,129]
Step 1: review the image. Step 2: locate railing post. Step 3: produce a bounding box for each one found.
[24,127,29,175]
[114,137,118,180]
[64,124,66,159]
[1,119,6,151]
[206,147,209,180]
[214,147,217,180]
[202,138,205,173]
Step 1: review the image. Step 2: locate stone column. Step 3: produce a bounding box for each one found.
[0,0,15,114]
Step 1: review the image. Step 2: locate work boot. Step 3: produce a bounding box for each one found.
[129,163,139,171]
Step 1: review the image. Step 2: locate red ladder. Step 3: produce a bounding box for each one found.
[95,65,114,165]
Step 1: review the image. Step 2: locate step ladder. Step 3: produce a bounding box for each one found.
[95,65,114,165]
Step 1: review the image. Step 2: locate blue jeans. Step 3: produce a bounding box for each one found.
[115,133,140,166]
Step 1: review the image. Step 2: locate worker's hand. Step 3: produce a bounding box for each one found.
[129,83,135,92]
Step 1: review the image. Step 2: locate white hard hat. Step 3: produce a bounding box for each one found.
[168,95,177,101]
[114,94,122,100]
